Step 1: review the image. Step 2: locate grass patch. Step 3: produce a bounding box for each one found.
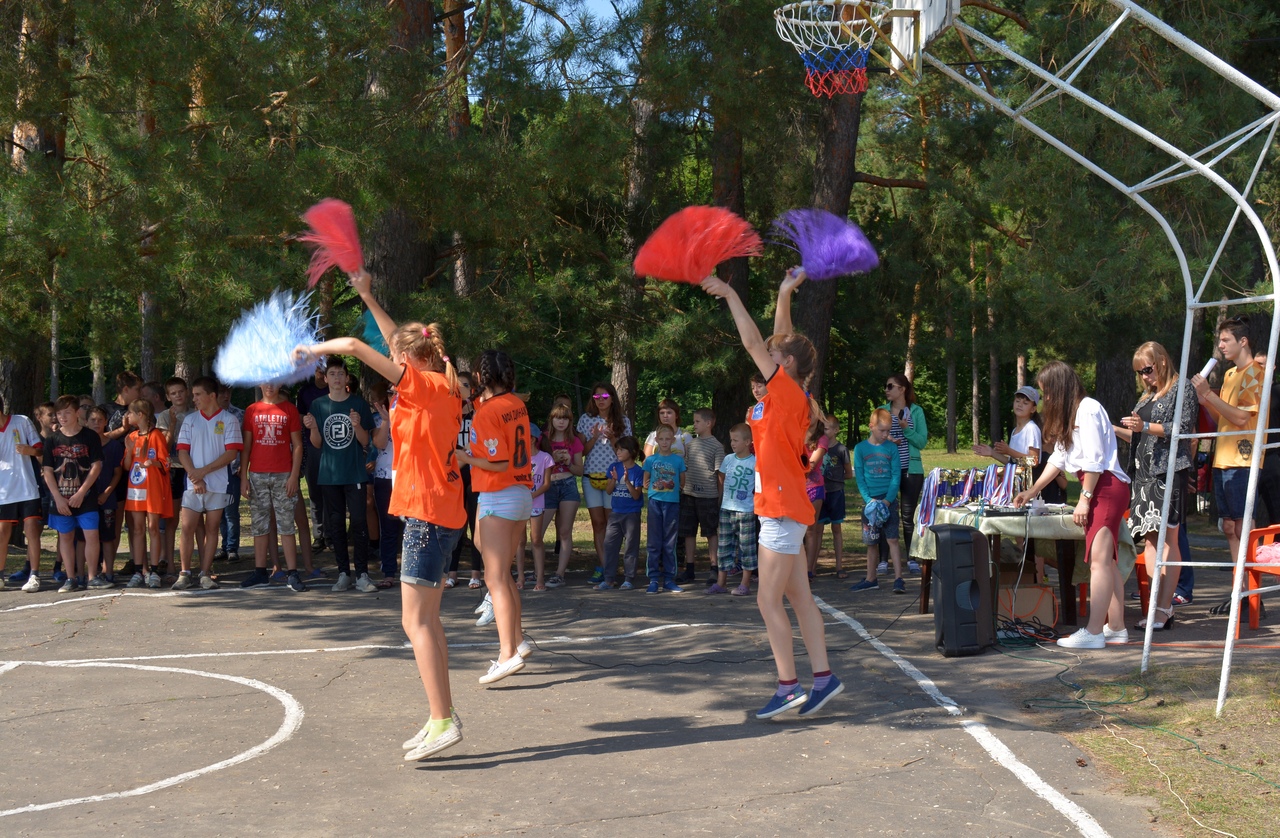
[1017,663,1280,837]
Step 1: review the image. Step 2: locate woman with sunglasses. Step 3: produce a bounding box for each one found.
[1113,342,1198,632]
[577,383,632,585]
[1013,361,1131,649]
[880,374,928,563]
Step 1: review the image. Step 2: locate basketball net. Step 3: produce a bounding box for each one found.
[774,1,890,97]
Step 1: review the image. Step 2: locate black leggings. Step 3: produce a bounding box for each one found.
[898,471,925,556]
[448,467,481,574]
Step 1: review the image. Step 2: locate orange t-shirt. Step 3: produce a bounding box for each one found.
[388,365,466,529]
[747,368,816,525]
[124,428,173,517]
[469,392,533,493]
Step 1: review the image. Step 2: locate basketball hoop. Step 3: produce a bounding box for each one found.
[774,1,891,97]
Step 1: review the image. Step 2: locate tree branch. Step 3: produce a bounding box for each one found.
[960,0,1029,30]
[853,172,927,190]
[979,217,1031,248]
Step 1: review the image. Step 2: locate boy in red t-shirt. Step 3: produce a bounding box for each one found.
[240,382,305,591]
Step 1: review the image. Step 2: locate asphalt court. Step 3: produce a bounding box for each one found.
[0,573,1208,836]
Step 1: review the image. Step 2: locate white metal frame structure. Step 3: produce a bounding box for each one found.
[912,1,1280,714]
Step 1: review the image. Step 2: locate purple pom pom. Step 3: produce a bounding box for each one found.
[770,209,879,280]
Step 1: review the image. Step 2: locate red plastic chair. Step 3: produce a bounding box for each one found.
[1241,524,1280,634]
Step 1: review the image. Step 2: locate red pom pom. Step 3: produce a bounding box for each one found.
[633,206,763,283]
[299,199,364,288]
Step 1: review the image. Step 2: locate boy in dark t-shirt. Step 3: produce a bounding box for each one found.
[304,357,374,592]
[43,395,104,593]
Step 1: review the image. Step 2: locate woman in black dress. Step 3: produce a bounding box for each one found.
[1113,341,1198,631]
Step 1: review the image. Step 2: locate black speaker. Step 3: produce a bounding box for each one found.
[930,524,995,657]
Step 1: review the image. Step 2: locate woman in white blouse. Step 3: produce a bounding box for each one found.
[1013,362,1131,650]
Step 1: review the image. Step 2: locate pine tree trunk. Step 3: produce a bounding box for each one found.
[946,312,957,453]
[174,339,193,384]
[49,292,60,400]
[611,19,657,423]
[139,291,155,381]
[1017,353,1027,388]
[443,0,474,297]
[794,92,863,402]
[905,279,923,382]
[971,312,980,447]
[91,351,105,405]
[709,104,751,440]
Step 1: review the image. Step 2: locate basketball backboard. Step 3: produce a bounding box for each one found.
[889,0,960,78]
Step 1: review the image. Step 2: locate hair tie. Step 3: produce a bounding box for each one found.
[422,327,431,337]
[443,355,450,364]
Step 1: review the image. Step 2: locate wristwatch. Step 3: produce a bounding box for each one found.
[1081,489,1094,500]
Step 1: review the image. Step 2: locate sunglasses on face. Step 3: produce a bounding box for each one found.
[1136,365,1155,376]
[885,384,898,391]
[592,393,611,400]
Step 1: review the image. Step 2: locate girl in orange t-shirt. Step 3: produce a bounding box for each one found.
[294,268,466,762]
[699,268,841,721]
[123,399,172,586]
[455,349,532,686]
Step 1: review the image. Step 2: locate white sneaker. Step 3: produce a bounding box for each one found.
[355,573,377,593]
[146,572,162,589]
[58,579,75,593]
[478,654,525,684]
[199,573,219,590]
[404,721,462,761]
[22,575,40,593]
[126,572,145,588]
[877,560,888,575]
[331,572,352,592]
[1057,628,1106,650]
[1102,626,1129,646]
[172,572,194,590]
[475,599,495,627]
[517,640,532,658]
[473,591,492,614]
[402,711,463,750]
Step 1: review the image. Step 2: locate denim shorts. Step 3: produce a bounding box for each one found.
[401,519,463,587]
[758,516,808,555]
[542,475,580,507]
[49,509,99,534]
[477,485,533,521]
[1214,467,1251,520]
[581,475,613,510]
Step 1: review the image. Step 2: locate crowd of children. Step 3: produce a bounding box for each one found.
[0,374,900,598]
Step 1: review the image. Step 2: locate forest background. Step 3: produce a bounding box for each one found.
[1,0,1277,450]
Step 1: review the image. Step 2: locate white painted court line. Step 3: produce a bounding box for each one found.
[814,596,1112,838]
[0,661,304,819]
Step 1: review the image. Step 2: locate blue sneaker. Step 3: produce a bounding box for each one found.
[588,568,605,585]
[756,687,809,719]
[662,580,684,593]
[270,570,287,583]
[619,580,634,591]
[8,565,30,584]
[892,577,906,594]
[849,579,878,592]
[646,581,660,594]
[308,568,327,580]
[54,571,68,584]
[798,676,844,716]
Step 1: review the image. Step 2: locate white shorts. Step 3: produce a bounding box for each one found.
[581,476,613,510]
[758,516,808,555]
[182,490,229,514]
[477,485,533,522]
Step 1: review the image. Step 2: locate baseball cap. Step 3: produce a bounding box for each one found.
[1014,385,1040,405]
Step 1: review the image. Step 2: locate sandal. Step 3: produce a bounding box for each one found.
[1136,605,1175,631]
[444,578,456,589]
[515,578,525,590]
[468,578,483,589]
[836,571,849,580]
[376,577,399,589]
[533,584,547,592]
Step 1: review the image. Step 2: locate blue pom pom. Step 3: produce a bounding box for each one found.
[361,309,388,355]
[214,290,322,387]
[770,208,879,281]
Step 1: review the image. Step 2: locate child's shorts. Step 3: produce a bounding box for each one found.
[542,475,579,507]
[716,508,758,571]
[49,509,99,534]
[170,466,187,502]
[0,497,42,524]
[860,501,900,544]
[477,485,532,522]
[818,489,846,524]
[678,495,719,538]
[248,472,297,537]
[758,516,807,555]
[580,475,612,510]
[806,482,825,503]
[182,490,229,514]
